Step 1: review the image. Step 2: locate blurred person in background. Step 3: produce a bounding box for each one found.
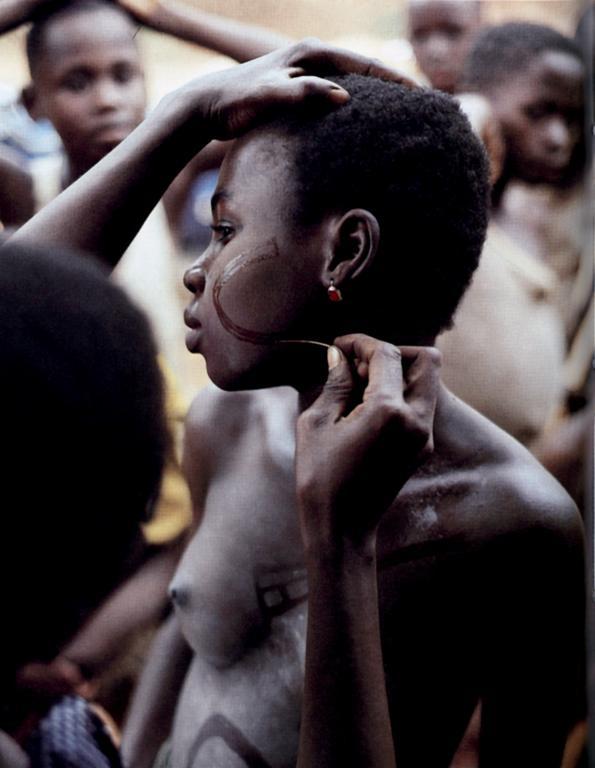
[0,244,167,767]
[461,21,591,513]
[407,0,483,92]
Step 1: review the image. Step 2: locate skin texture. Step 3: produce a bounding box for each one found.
[147,380,583,768]
[6,44,583,768]
[408,0,481,93]
[487,50,584,187]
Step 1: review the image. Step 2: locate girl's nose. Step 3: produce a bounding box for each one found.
[183,263,207,296]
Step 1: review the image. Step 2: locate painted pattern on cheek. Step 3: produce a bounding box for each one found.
[213,240,296,345]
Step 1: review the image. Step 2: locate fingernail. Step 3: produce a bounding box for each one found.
[327,346,341,370]
[329,86,350,103]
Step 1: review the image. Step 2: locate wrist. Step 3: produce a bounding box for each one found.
[298,493,379,565]
[153,81,214,146]
[304,539,379,613]
[302,525,378,573]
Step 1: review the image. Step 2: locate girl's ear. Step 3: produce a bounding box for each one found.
[323,208,380,289]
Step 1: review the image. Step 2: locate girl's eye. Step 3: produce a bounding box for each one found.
[210,224,234,241]
[62,72,90,93]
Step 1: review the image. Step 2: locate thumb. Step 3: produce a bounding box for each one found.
[307,345,353,423]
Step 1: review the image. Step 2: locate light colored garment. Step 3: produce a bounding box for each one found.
[113,204,209,405]
[142,358,192,545]
[438,223,566,445]
[497,180,592,343]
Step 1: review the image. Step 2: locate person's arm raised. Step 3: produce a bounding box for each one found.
[116,0,292,240]
[296,335,441,768]
[118,0,291,62]
[7,40,414,268]
[0,0,51,34]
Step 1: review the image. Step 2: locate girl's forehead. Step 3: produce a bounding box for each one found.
[42,8,139,62]
[223,132,296,187]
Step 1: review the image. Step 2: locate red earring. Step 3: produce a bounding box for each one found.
[327,279,343,303]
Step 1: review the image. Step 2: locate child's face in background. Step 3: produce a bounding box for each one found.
[488,50,585,185]
[32,7,146,174]
[408,0,481,93]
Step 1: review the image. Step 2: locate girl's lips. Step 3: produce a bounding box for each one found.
[185,326,202,352]
[184,307,203,352]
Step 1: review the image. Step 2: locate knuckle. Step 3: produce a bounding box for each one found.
[373,395,402,423]
[297,408,327,432]
[299,79,319,97]
[325,375,352,397]
[373,340,403,366]
[293,37,322,57]
[420,346,442,368]
[382,343,403,363]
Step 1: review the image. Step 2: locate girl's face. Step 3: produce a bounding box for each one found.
[184,133,332,391]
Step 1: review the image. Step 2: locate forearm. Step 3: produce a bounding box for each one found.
[0,0,41,33]
[7,90,211,266]
[298,542,396,768]
[145,0,291,61]
[62,543,182,674]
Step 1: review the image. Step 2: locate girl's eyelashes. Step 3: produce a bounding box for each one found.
[210,223,234,242]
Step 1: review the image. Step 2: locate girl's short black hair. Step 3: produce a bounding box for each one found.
[268,75,490,340]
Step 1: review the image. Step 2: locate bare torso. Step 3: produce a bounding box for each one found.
[130,383,583,768]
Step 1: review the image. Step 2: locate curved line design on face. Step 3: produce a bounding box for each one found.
[187,713,273,768]
[212,241,293,345]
